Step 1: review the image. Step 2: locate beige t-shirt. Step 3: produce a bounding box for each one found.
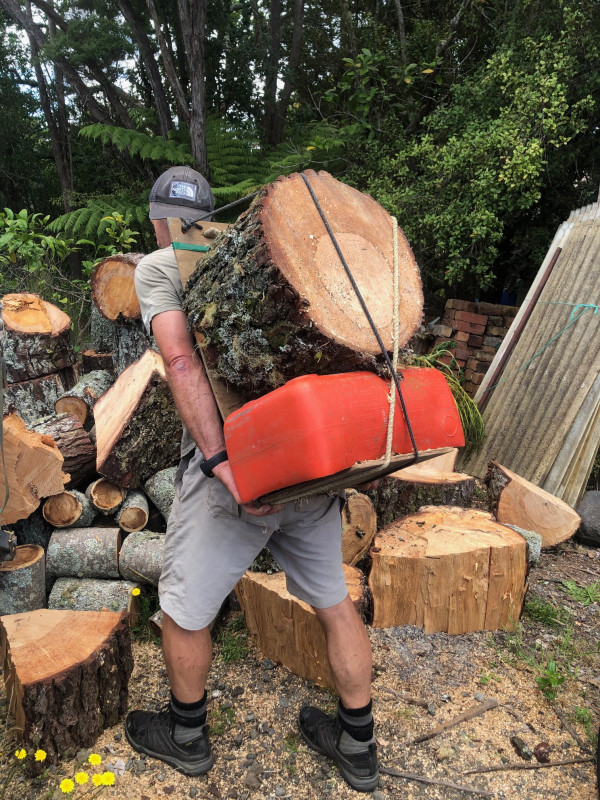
[134,246,195,456]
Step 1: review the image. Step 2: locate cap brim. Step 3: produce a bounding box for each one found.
[149,201,213,222]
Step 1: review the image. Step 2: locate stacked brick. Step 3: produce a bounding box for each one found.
[431,299,519,397]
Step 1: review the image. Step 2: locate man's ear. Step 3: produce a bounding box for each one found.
[152,218,171,248]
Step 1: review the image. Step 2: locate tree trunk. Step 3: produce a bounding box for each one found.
[90,253,144,321]
[0,609,132,762]
[54,370,114,427]
[46,527,122,579]
[31,413,96,488]
[85,478,126,515]
[143,466,177,522]
[118,530,164,584]
[369,506,528,633]
[1,293,75,382]
[178,0,209,176]
[48,578,140,621]
[94,349,182,488]
[184,170,423,400]
[486,461,581,548]
[341,490,377,566]
[0,545,46,615]
[5,369,77,426]
[116,491,150,533]
[0,413,67,526]
[236,564,368,688]
[42,489,96,529]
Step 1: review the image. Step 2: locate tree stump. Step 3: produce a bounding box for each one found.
[342,491,377,566]
[183,170,423,400]
[369,506,528,633]
[31,413,96,488]
[0,413,67,526]
[0,609,132,761]
[118,530,164,585]
[48,578,140,623]
[143,466,177,522]
[42,490,96,529]
[0,545,46,615]
[236,565,368,688]
[94,349,182,488]
[1,293,75,382]
[116,491,149,533]
[90,253,144,321]
[486,461,581,548]
[54,370,114,427]
[46,527,122,579]
[85,478,126,515]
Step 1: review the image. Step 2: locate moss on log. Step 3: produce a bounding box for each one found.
[46,527,121,579]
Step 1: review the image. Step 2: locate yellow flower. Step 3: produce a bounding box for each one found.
[88,753,102,765]
[92,774,103,787]
[59,778,75,793]
[75,772,89,785]
[34,749,47,762]
[15,748,26,760]
[131,587,141,596]
[101,771,115,786]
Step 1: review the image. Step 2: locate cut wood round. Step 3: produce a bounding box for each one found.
[369,506,528,633]
[183,169,424,400]
[54,369,114,427]
[486,461,581,548]
[5,370,75,426]
[341,490,377,566]
[1,293,75,382]
[116,491,149,533]
[0,413,68,526]
[48,577,140,620]
[81,349,114,374]
[42,490,96,529]
[143,466,177,521]
[368,469,476,530]
[236,564,367,689]
[31,413,96,487]
[0,609,132,762]
[46,527,122,579]
[85,477,126,515]
[118,530,164,584]
[90,252,144,321]
[0,545,46,615]
[112,318,156,376]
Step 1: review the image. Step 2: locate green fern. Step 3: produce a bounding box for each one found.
[79,124,194,165]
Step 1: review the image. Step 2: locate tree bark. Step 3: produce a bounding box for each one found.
[112,319,156,375]
[116,491,150,533]
[48,578,139,620]
[42,489,96,529]
[118,530,164,584]
[31,413,96,488]
[90,304,116,353]
[54,370,114,427]
[177,0,209,176]
[0,609,132,762]
[145,0,190,126]
[46,527,122,579]
[0,545,46,615]
[5,369,77,426]
[81,350,114,374]
[341,490,377,566]
[143,466,177,522]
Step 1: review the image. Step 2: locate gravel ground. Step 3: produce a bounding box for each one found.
[1,540,599,800]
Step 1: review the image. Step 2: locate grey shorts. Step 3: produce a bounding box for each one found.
[158,448,348,630]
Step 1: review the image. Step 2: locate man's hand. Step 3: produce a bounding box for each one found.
[213,461,283,517]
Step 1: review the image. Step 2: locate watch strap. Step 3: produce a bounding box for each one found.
[200,449,228,478]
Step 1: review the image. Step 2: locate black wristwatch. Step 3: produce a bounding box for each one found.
[200,449,228,478]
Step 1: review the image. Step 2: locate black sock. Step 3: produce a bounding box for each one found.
[169,690,208,728]
[337,699,374,742]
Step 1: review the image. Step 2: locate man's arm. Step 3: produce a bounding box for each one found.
[152,309,279,517]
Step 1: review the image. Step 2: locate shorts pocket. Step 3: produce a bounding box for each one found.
[207,479,241,519]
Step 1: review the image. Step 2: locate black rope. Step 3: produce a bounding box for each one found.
[180,191,260,232]
[300,172,419,461]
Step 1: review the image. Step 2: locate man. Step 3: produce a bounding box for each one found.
[126,166,378,793]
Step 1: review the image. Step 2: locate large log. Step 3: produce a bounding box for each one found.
[81,349,114,374]
[116,491,150,533]
[12,510,53,550]
[1,293,75,382]
[42,489,96,529]
[143,466,177,522]
[31,412,96,487]
[112,318,156,375]
[5,368,78,426]
[236,565,368,688]
[369,506,528,633]
[486,462,581,548]
[0,413,68,525]
[90,252,144,321]
[118,530,164,584]
[94,349,182,488]
[54,370,113,427]
[183,170,423,400]
[90,304,115,352]
[0,545,46,615]
[341,490,377,566]
[48,578,140,622]
[0,609,132,761]
[46,527,122,579]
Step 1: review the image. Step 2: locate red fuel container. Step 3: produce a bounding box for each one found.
[224,368,464,503]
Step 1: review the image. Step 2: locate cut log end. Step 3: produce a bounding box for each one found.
[91,254,144,321]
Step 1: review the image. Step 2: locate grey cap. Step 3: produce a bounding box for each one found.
[149,166,214,220]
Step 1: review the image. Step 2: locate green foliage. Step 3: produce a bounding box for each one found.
[560,580,600,606]
[208,705,236,737]
[524,599,573,629]
[479,669,500,686]
[574,707,597,746]
[131,589,160,643]
[215,613,250,664]
[79,124,194,166]
[535,659,565,700]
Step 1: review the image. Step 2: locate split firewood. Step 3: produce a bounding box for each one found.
[46,527,122,579]
[486,461,581,548]
[54,369,113,427]
[90,252,144,321]
[0,609,132,762]
[48,578,140,622]
[236,565,368,688]
[112,318,156,375]
[0,545,46,615]
[5,369,78,426]
[369,506,528,633]
[81,349,114,374]
[1,292,76,382]
[31,412,96,487]
[341,490,377,566]
[116,491,150,533]
[42,489,96,529]
[0,413,68,525]
[411,698,499,744]
[85,477,126,515]
[368,468,475,530]
[183,170,423,400]
[143,466,177,522]
[94,349,182,488]
[118,530,164,584]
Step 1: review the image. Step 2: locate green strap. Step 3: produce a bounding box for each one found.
[172,242,211,253]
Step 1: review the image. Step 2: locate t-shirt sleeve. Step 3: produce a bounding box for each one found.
[134,248,184,335]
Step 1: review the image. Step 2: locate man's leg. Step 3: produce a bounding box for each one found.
[162,615,212,702]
